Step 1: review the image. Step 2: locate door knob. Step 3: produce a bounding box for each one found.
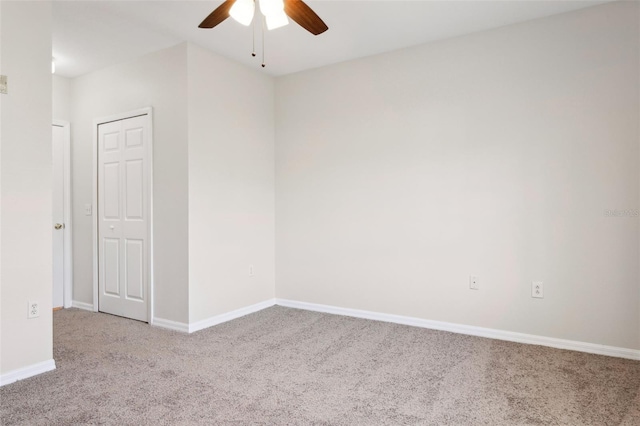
[54,223,65,230]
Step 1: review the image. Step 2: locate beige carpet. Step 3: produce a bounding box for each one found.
[1,307,639,425]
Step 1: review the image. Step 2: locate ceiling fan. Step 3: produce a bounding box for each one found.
[198,0,328,35]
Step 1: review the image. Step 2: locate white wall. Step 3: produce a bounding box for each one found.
[52,75,71,122]
[70,43,190,323]
[275,1,640,350]
[67,42,276,326]
[0,1,54,374]
[187,44,275,323]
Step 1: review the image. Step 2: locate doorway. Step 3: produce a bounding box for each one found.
[52,120,72,309]
[93,109,153,322]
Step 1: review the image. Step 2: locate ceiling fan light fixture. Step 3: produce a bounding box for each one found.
[265,9,289,30]
[229,0,255,26]
[259,0,284,17]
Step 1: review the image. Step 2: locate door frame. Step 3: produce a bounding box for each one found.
[53,119,73,309]
[91,107,154,324]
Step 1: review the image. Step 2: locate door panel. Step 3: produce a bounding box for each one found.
[125,160,143,219]
[98,115,150,322]
[103,131,120,151]
[103,239,120,296]
[103,162,120,219]
[125,239,144,300]
[125,127,143,148]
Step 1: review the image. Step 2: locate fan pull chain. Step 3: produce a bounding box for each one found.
[251,18,256,57]
[261,17,266,68]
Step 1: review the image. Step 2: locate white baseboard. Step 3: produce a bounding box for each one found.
[0,359,56,387]
[152,299,277,334]
[275,299,640,361]
[188,298,277,333]
[152,317,189,333]
[71,300,94,311]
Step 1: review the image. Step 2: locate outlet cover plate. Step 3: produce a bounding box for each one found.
[28,300,39,318]
[532,281,544,298]
[469,275,479,290]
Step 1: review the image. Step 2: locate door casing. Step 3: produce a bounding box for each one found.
[92,107,154,324]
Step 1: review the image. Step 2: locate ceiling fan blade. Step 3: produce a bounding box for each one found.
[284,0,328,35]
[199,0,236,29]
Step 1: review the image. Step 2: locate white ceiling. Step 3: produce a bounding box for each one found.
[53,0,613,78]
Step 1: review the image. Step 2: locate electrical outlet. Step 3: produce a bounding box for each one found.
[469,275,479,290]
[28,301,40,319]
[249,265,254,277]
[532,281,544,298]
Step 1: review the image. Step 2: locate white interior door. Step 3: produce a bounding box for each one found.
[98,115,150,322]
[52,121,71,309]
[52,124,66,308]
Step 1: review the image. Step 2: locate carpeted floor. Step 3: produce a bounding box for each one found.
[1,307,639,425]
